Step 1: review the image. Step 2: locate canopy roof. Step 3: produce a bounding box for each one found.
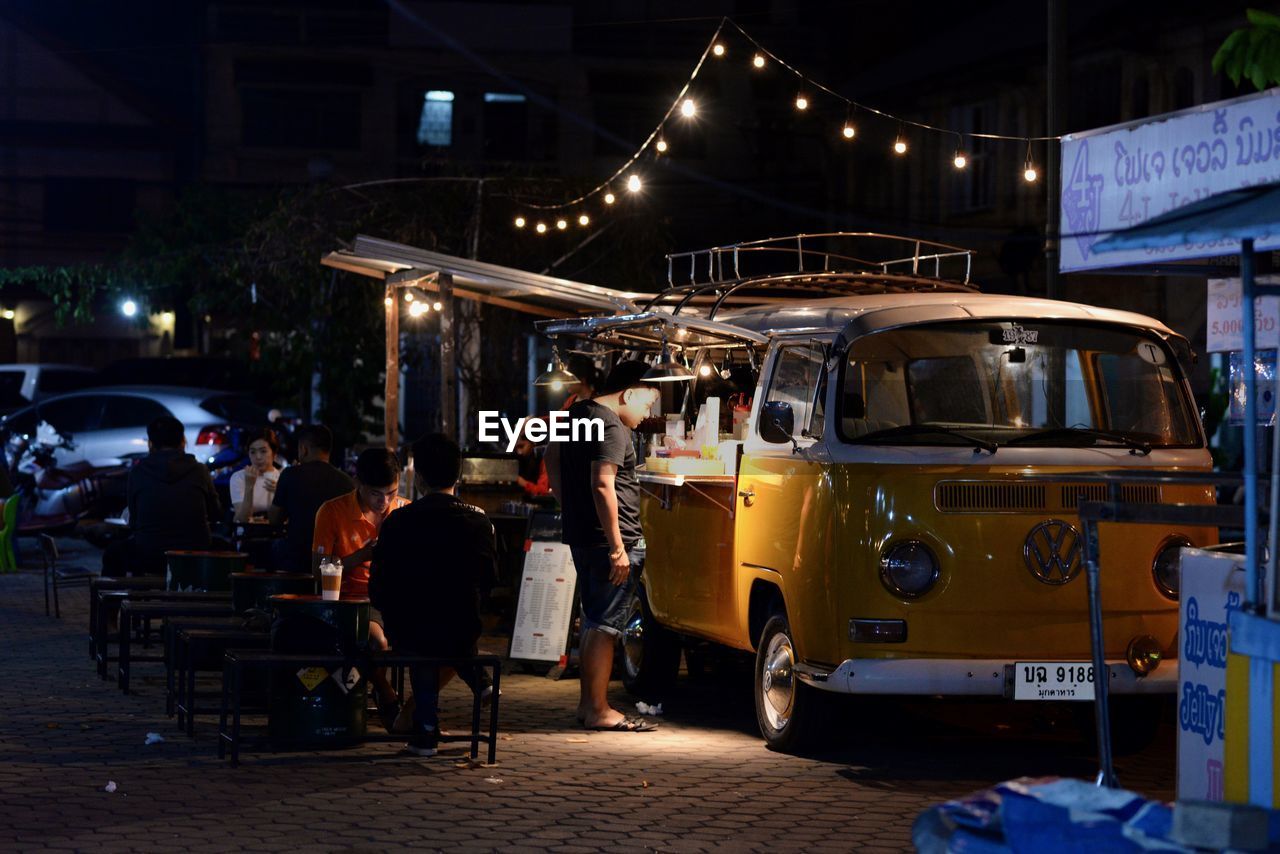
[322,234,647,317]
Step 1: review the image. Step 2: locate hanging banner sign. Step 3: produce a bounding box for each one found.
[1206,277,1280,352]
[1060,88,1280,273]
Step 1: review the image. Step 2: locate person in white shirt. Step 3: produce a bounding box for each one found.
[230,428,282,522]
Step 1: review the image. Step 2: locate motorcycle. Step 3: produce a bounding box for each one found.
[4,421,134,535]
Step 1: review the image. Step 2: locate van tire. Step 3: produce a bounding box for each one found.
[754,613,826,753]
[621,585,681,701]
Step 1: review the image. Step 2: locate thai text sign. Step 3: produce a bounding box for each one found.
[1060,89,1280,272]
[1178,548,1246,802]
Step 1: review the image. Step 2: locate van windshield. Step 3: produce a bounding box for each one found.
[838,321,1199,448]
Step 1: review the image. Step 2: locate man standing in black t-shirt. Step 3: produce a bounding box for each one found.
[268,424,353,572]
[553,359,661,732]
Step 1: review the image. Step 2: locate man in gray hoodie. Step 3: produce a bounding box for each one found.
[102,416,221,577]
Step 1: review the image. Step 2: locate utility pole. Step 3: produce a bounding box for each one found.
[1046,0,1065,300]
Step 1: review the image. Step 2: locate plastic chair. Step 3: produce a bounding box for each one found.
[0,496,18,573]
[42,533,95,618]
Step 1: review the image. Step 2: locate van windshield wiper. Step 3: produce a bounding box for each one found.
[1004,427,1152,455]
[849,424,998,454]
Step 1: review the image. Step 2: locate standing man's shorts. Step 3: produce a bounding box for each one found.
[569,540,645,637]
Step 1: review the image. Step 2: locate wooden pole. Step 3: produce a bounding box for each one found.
[384,281,399,451]
[439,272,458,439]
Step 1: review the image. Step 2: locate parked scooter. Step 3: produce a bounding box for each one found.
[5,421,134,534]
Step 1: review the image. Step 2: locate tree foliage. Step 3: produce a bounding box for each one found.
[1213,8,1280,91]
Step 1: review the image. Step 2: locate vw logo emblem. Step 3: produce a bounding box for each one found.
[1023,519,1082,585]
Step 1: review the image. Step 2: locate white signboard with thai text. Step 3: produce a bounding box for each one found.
[1177,548,1246,802]
[1060,88,1280,272]
[1207,278,1280,352]
[509,542,578,663]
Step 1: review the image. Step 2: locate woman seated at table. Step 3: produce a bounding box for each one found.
[231,428,283,523]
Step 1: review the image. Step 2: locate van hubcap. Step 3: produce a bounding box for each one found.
[760,632,795,730]
[622,608,644,679]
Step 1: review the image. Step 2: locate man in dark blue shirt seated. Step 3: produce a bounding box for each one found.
[368,433,497,757]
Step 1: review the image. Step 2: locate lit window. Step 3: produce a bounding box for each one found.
[417,90,454,147]
[483,93,526,103]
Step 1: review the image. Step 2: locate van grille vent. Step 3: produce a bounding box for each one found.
[935,483,1046,512]
[934,481,1163,513]
[1060,484,1162,507]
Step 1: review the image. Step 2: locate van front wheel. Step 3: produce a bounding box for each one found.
[754,613,825,752]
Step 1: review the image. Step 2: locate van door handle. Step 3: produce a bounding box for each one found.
[738,489,755,507]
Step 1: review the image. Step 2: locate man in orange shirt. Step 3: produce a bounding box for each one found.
[312,447,409,729]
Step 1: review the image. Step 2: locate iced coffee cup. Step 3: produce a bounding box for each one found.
[319,559,343,601]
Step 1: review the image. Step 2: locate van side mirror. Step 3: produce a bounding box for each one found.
[759,401,794,444]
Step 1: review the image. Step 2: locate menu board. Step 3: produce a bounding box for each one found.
[509,542,578,662]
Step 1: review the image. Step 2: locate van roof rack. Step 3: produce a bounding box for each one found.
[653,232,977,319]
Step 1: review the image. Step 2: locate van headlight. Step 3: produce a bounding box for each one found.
[1153,537,1191,600]
[879,540,939,599]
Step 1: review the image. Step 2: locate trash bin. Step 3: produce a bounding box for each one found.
[231,572,315,615]
[165,550,247,592]
[267,593,370,746]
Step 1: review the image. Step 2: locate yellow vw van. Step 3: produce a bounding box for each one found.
[541,233,1216,751]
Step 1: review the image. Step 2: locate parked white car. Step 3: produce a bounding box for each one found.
[0,386,268,469]
[0,363,95,415]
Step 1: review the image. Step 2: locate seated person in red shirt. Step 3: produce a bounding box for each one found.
[369,433,498,757]
[312,448,409,728]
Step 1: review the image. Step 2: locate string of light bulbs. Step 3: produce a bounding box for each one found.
[513,16,1056,232]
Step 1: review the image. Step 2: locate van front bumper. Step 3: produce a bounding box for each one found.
[794,658,1176,697]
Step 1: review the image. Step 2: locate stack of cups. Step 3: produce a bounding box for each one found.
[319,557,343,601]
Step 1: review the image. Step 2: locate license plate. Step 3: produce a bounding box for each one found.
[1014,662,1096,701]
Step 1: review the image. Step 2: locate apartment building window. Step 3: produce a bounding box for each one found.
[483,92,527,160]
[417,90,455,147]
[948,103,995,214]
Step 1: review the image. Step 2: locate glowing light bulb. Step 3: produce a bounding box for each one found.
[627,174,642,193]
[405,291,415,302]
[120,299,137,317]
[160,311,175,325]
[556,218,568,230]
[604,192,616,205]
[514,216,526,228]
[535,222,547,233]
[578,214,590,226]
[655,138,668,153]
[1024,166,1038,182]
[794,94,808,111]
[384,296,393,307]
[712,43,725,57]
[408,301,427,317]
[1,310,14,320]
[698,363,713,377]
[550,379,564,392]
[680,98,696,118]
[953,153,967,169]
[842,124,856,140]
[752,53,765,69]
[893,138,907,155]
[432,301,443,311]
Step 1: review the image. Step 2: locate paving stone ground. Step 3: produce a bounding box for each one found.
[0,539,1177,852]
